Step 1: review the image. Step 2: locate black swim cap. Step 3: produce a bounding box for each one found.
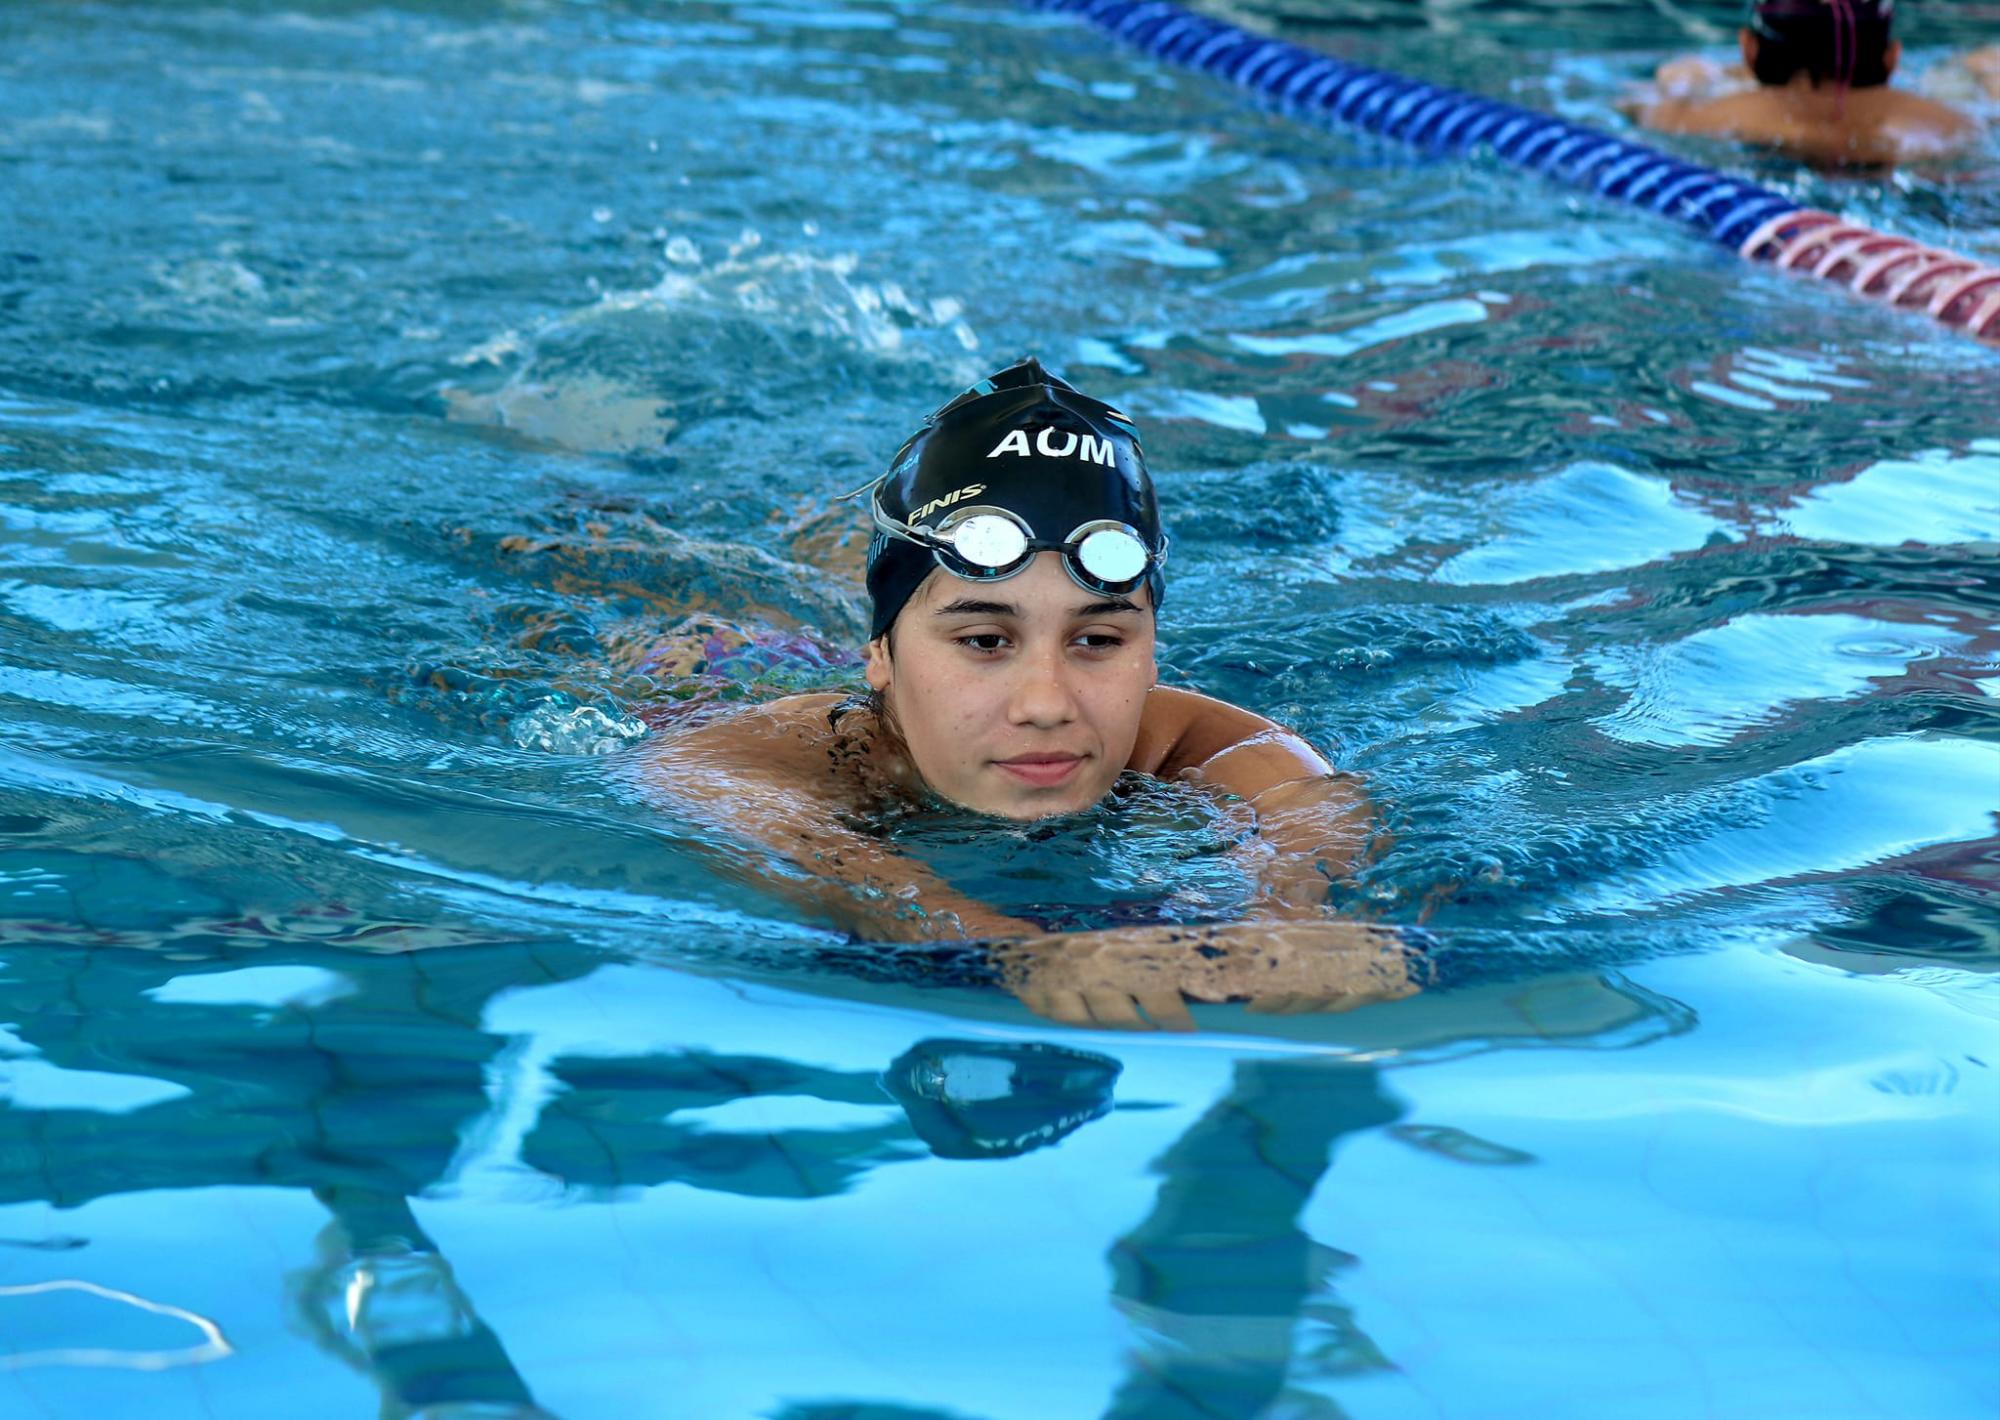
[865,358,1164,640]
[1750,0,1896,89]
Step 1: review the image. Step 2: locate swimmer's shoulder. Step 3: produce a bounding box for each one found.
[1635,90,1856,161]
[1130,685,1290,777]
[1640,87,1977,164]
[1872,89,1981,155]
[648,693,857,774]
[1804,90,1980,164]
[1638,88,1785,140]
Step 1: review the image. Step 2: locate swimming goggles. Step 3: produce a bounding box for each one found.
[869,492,1167,596]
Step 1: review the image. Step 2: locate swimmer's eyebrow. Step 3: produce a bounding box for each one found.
[934,598,1018,618]
[932,597,1142,618]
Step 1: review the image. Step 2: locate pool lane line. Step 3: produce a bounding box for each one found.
[1023,0,2000,345]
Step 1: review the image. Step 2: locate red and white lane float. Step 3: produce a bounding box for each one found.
[1740,211,2000,340]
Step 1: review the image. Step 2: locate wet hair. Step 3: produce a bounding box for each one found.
[1749,0,1896,89]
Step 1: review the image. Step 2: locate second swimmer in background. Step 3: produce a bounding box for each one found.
[1633,0,1985,167]
[640,358,1419,1029]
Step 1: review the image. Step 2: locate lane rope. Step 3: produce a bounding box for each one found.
[1024,0,2000,343]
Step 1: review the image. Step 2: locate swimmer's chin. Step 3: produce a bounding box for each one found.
[988,798,1102,823]
[931,779,1113,823]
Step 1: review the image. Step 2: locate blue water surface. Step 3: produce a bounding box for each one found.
[1,1,1997,1416]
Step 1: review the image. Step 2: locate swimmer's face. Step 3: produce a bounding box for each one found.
[865,552,1157,820]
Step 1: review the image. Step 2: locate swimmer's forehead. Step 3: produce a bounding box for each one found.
[912,560,1152,620]
[929,592,1146,618]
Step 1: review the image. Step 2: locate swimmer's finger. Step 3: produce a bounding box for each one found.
[1134,987,1196,1033]
[1023,986,1093,1027]
[1249,993,1337,1016]
[1290,989,1402,1015]
[1083,989,1148,1030]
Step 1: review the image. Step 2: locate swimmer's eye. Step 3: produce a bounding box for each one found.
[949,631,1124,654]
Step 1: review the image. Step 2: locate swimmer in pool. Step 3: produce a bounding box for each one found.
[1633,0,1979,167]
[642,358,1418,1028]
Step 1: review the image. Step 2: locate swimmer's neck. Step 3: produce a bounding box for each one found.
[834,697,932,807]
[1769,73,1891,99]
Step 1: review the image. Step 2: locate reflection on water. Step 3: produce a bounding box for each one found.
[0,925,1700,1412]
[1106,1060,1404,1419]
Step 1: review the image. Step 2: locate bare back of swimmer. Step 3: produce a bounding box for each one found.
[1634,1,1979,167]
[638,359,1420,1029]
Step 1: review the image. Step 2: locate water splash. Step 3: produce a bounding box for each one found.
[509,698,647,756]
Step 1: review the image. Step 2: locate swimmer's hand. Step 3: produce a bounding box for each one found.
[1925,44,2000,104]
[996,927,1198,1032]
[1622,54,1754,121]
[1973,45,2000,101]
[1652,55,1751,102]
[993,921,1422,1032]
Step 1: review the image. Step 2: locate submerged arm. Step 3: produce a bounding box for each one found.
[636,707,1036,944]
[639,695,1412,1030]
[1139,687,1379,919]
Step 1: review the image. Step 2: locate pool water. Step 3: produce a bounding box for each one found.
[2,2,1996,1416]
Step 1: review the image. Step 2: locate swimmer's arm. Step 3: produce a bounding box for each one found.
[1136,687,1378,918]
[762,811,1038,943]
[636,737,1036,944]
[653,743,1404,1023]
[1630,89,1753,135]
[1631,95,1699,130]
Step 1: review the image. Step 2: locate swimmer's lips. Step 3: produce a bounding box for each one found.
[993,752,1087,788]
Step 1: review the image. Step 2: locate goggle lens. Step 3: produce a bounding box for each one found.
[1074,526,1148,587]
[944,514,1029,571]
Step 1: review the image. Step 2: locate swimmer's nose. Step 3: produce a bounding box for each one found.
[1008,642,1079,728]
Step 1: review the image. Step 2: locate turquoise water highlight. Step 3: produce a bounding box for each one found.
[2,2,1996,1416]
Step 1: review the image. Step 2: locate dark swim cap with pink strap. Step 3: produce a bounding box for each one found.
[1749,0,1897,89]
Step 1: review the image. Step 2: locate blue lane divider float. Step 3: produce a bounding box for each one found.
[1023,0,2000,342]
[1024,0,1798,248]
